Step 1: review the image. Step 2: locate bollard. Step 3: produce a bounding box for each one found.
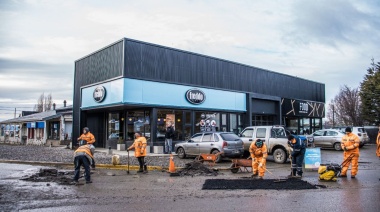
[108,146,113,155]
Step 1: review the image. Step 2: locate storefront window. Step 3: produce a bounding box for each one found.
[230,114,237,134]
[49,122,59,139]
[157,110,184,141]
[300,118,310,135]
[108,113,120,140]
[126,110,150,141]
[195,111,220,133]
[285,118,298,134]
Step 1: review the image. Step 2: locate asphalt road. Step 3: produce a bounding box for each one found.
[0,145,379,212]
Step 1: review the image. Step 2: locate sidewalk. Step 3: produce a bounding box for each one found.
[95,148,177,157]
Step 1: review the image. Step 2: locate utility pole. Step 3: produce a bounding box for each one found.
[332,105,335,128]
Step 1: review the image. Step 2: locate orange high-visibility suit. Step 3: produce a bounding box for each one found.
[340,132,360,177]
[78,132,96,144]
[128,136,147,158]
[376,131,380,157]
[249,140,268,177]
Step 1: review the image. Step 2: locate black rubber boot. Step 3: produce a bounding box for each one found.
[143,165,148,173]
[137,168,144,173]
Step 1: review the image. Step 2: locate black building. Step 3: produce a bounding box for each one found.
[73,38,325,150]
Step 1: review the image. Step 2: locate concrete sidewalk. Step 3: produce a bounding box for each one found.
[95,148,177,157]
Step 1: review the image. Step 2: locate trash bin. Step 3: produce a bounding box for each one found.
[21,136,27,145]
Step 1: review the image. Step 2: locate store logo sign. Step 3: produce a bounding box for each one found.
[93,86,106,103]
[299,102,308,114]
[186,89,206,104]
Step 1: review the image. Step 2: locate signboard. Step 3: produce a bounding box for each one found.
[304,147,321,169]
[93,86,106,103]
[185,89,206,104]
[281,98,325,118]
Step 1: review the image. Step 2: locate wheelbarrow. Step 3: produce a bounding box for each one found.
[196,152,223,167]
[230,158,252,173]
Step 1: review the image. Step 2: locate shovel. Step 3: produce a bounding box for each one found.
[127,150,130,174]
[264,167,287,183]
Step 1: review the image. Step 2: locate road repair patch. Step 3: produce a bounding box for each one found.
[20,168,74,185]
[202,178,323,190]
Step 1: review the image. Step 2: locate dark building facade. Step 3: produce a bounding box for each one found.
[73,38,325,150]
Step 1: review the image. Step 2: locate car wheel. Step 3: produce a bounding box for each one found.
[177,147,186,159]
[273,148,287,164]
[333,142,342,151]
[211,149,222,163]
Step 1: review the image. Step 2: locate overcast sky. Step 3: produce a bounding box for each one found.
[1,0,379,121]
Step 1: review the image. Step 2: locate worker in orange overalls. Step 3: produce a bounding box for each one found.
[249,139,268,179]
[77,127,96,168]
[376,124,380,158]
[340,127,360,178]
[127,131,148,173]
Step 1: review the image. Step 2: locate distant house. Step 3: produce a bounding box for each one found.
[0,103,72,146]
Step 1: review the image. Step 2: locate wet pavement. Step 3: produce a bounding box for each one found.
[0,144,379,211]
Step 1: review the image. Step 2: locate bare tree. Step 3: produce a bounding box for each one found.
[44,93,53,111]
[34,93,53,112]
[326,85,363,126]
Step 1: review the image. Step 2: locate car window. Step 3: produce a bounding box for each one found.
[241,128,254,137]
[326,131,338,136]
[357,128,365,133]
[191,134,203,142]
[214,134,220,142]
[220,133,240,141]
[313,130,324,136]
[256,128,266,138]
[202,133,213,142]
[271,128,287,138]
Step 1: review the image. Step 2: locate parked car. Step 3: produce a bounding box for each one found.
[174,132,244,163]
[333,126,369,148]
[307,129,345,151]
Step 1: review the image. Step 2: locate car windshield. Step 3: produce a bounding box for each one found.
[220,133,240,141]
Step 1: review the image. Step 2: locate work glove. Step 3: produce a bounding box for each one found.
[258,163,263,168]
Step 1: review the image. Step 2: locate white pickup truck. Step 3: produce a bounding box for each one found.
[238,126,292,163]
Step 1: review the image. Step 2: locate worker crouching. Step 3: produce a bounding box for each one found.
[72,144,94,184]
[249,139,267,179]
[340,127,360,178]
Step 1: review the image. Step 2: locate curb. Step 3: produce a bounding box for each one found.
[0,159,232,171]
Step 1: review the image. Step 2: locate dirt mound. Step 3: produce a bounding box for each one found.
[177,161,218,177]
[20,168,74,185]
[202,178,324,190]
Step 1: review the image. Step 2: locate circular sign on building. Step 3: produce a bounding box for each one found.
[93,86,106,103]
[185,89,206,104]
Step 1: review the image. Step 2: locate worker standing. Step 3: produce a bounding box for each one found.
[77,127,96,169]
[127,132,148,173]
[249,139,267,179]
[72,143,93,184]
[340,127,360,178]
[288,134,306,178]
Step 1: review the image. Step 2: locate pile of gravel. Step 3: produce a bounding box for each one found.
[177,161,219,177]
[20,168,74,185]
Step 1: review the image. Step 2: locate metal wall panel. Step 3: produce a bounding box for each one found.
[124,39,325,103]
[72,40,124,145]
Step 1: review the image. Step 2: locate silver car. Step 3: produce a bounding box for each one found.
[174,132,244,163]
[308,129,345,151]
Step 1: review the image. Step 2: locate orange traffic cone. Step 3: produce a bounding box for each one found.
[169,154,176,173]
